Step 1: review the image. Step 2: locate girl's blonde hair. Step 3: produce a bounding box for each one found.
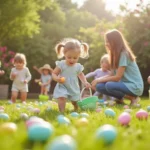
[105,29,136,69]
[14,53,27,66]
[100,54,110,65]
[55,38,89,59]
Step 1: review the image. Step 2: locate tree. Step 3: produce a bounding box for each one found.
[81,0,114,21]
[0,0,51,44]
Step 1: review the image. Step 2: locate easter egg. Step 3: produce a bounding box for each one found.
[20,113,29,120]
[80,113,89,118]
[0,122,17,134]
[95,124,117,144]
[123,105,129,109]
[59,77,66,83]
[136,109,148,120]
[26,117,45,128]
[118,112,131,126]
[39,82,42,85]
[57,115,70,125]
[46,135,77,150]
[31,108,40,114]
[70,112,80,118]
[147,106,150,112]
[46,107,51,112]
[98,99,104,104]
[96,108,102,112]
[104,108,116,118]
[0,113,9,120]
[28,122,53,141]
[76,118,89,127]
[0,106,4,110]
[124,109,132,113]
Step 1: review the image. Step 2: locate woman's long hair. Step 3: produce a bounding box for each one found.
[105,29,136,69]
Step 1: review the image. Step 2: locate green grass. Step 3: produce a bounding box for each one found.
[0,98,150,150]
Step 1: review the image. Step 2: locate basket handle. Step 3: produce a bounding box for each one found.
[80,87,92,101]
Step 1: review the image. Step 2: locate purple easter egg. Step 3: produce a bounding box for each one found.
[118,112,131,126]
[136,110,148,120]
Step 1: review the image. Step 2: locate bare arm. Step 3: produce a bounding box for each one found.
[91,67,125,88]
[33,66,42,74]
[52,67,62,82]
[78,72,91,88]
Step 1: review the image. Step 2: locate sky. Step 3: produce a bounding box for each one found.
[72,0,150,14]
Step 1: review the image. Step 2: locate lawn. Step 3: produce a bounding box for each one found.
[0,98,150,150]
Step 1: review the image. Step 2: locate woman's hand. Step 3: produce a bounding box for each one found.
[91,79,99,90]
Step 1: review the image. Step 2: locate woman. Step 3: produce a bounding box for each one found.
[91,29,143,106]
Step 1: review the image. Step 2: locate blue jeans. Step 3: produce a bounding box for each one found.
[96,82,137,100]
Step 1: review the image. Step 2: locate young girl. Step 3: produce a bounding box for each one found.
[0,61,5,76]
[52,38,91,112]
[10,53,31,103]
[33,64,53,95]
[86,54,115,101]
[92,29,143,106]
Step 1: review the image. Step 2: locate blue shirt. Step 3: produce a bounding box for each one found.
[117,51,143,96]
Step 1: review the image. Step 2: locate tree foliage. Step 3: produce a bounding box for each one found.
[0,0,51,43]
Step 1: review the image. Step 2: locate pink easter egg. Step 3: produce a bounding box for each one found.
[123,105,129,109]
[26,117,44,128]
[96,108,102,112]
[118,112,131,126]
[32,108,40,114]
[136,110,148,120]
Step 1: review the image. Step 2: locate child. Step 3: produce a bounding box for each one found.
[33,64,53,95]
[92,29,143,106]
[52,38,91,112]
[0,61,5,76]
[86,54,115,101]
[10,53,31,103]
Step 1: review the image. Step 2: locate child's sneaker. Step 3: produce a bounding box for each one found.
[130,97,140,106]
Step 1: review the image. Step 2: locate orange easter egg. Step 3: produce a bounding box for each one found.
[59,77,66,83]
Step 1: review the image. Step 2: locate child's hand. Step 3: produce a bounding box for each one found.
[35,79,40,83]
[33,66,38,70]
[83,82,91,89]
[56,76,66,83]
[24,80,28,84]
[11,72,18,78]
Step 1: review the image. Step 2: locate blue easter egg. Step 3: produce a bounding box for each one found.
[104,108,116,118]
[98,99,104,103]
[46,135,77,150]
[57,115,70,125]
[0,113,9,120]
[96,124,117,144]
[147,106,150,112]
[28,123,53,141]
[80,113,89,118]
[70,112,79,118]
